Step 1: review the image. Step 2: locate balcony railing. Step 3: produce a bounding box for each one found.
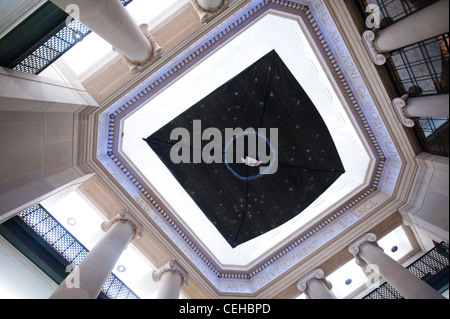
[12,0,134,75]
[363,242,449,299]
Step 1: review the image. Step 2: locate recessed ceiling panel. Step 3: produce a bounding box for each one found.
[144,50,345,247]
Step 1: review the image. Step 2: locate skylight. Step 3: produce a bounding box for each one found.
[144,50,347,248]
[121,13,371,266]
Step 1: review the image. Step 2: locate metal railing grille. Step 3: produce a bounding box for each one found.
[19,204,139,299]
[386,33,449,97]
[13,0,134,75]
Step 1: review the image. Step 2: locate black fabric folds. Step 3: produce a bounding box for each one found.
[144,50,345,248]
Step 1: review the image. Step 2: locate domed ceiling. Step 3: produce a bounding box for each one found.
[94,0,404,295]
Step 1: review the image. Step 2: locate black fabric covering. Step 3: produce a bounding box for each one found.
[144,50,345,248]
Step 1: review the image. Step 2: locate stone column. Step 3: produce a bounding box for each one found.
[152,259,189,299]
[363,0,449,65]
[49,209,143,299]
[348,233,445,299]
[50,0,162,71]
[392,94,449,127]
[190,0,231,23]
[297,268,336,299]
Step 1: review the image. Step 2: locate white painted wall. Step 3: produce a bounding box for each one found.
[0,0,45,39]
[0,236,57,299]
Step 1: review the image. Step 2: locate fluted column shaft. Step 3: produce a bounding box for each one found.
[297,268,336,299]
[349,233,445,299]
[50,0,152,63]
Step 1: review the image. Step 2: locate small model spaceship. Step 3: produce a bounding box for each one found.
[241,156,263,167]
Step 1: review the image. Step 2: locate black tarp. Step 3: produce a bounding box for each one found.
[144,50,345,248]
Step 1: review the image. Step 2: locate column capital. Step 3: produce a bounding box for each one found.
[348,233,381,266]
[362,29,389,66]
[297,268,332,296]
[101,209,144,241]
[392,94,416,127]
[152,259,190,286]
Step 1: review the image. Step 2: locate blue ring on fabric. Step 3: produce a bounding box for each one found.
[223,131,276,180]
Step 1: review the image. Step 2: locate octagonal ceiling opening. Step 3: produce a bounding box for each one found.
[143,49,347,248]
[119,12,372,267]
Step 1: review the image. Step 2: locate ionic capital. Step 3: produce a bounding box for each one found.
[392,94,416,127]
[362,29,389,66]
[152,259,190,286]
[101,209,144,241]
[297,268,332,298]
[348,233,381,266]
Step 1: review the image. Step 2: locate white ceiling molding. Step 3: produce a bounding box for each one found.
[94,0,406,295]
